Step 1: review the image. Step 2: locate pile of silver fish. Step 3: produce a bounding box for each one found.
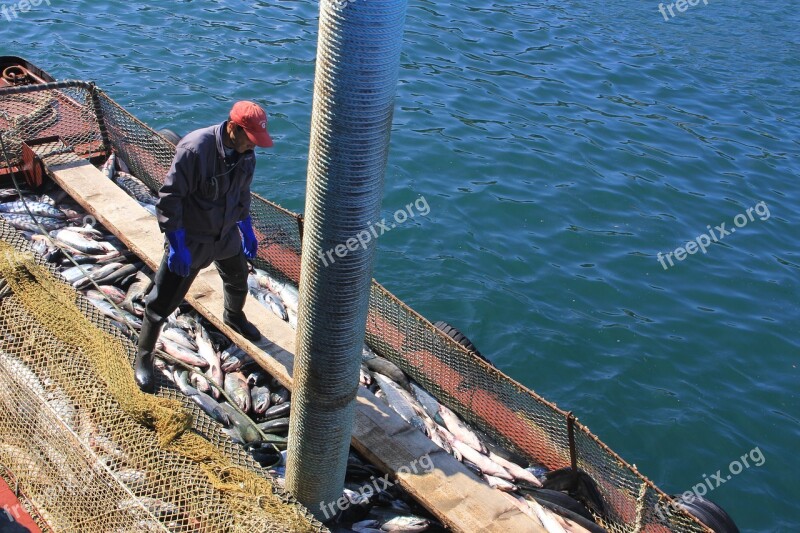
[247,276,607,532]
[100,153,159,216]
[0,153,610,532]
[0,350,205,532]
[0,166,448,532]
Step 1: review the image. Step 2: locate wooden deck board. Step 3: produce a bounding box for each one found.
[45,157,544,533]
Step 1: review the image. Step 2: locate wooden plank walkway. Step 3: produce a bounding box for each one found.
[45,155,544,533]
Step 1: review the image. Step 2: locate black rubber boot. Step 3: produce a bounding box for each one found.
[223,289,261,342]
[135,313,163,393]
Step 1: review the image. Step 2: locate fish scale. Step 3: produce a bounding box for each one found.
[0,200,66,219]
[195,323,224,397]
[1,213,64,232]
[114,171,158,205]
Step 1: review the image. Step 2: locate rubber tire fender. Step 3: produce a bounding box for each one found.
[432,320,493,366]
[158,128,183,146]
[671,495,739,533]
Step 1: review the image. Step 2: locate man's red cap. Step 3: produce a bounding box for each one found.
[230,101,273,148]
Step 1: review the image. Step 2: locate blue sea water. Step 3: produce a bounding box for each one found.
[2,0,798,530]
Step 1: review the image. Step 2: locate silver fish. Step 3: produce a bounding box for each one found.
[246,273,261,293]
[269,387,290,406]
[174,313,200,332]
[86,297,142,329]
[190,369,212,394]
[114,171,158,205]
[37,194,56,206]
[92,262,139,287]
[97,284,127,304]
[439,404,486,454]
[121,271,151,316]
[1,212,63,232]
[363,354,409,391]
[255,290,288,321]
[0,188,20,200]
[190,390,231,426]
[220,344,245,363]
[484,474,518,492]
[159,338,208,369]
[422,417,452,455]
[116,154,131,174]
[45,387,77,431]
[68,224,104,238]
[224,371,251,413]
[195,324,223,397]
[102,153,116,181]
[250,385,271,415]
[0,444,50,486]
[112,520,165,533]
[0,200,66,219]
[161,326,197,352]
[50,229,112,254]
[89,433,129,463]
[372,373,428,434]
[220,348,252,373]
[371,512,430,532]
[31,236,49,255]
[0,352,42,396]
[256,270,299,314]
[444,433,512,481]
[351,520,382,533]
[73,261,125,289]
[525,497,568,533]
[409,381,441,420]
[63,263,99,284]
[218,402,262,445]
[246,369,269,388]
[173,368,198,396]
[360,365,373,386]
[155,360,174,384]
[488,450,542,487]
[343,488,370,506]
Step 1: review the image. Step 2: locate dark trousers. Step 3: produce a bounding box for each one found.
[143,249,249,324]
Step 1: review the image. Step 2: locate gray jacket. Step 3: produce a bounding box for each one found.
[157,121,255,245]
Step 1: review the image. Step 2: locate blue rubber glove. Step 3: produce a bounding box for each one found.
[237,216,258,259]
[166,228,192,277]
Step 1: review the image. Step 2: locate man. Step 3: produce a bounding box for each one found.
[134,101,273,393]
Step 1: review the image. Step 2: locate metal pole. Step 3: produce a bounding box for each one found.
[285,0,408,521]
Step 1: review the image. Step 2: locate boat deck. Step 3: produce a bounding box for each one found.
[42,146,543,532]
